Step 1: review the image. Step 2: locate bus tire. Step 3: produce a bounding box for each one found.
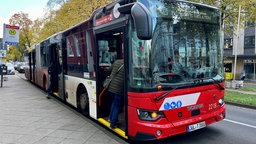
[78,88,89,116]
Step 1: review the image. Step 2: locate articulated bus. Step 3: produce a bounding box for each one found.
[25,0,226,141]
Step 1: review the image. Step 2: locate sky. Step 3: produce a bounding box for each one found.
[0,0,49,38]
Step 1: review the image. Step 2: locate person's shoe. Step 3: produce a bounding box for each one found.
[46,94,51,99]
[110,125,116,129]
[110,123,118,129]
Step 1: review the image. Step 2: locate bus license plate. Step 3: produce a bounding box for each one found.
[187,121,206,132]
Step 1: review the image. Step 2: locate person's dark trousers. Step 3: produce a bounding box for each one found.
[46,83,54,99]
[109,92,123,128]
[47,83,53,94]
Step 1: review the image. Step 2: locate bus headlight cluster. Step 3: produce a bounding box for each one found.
[137,109,165,121]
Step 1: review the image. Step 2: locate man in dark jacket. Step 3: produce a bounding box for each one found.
[107,59,124,129]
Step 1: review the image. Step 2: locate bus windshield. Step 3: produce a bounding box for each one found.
[129,0,223,90]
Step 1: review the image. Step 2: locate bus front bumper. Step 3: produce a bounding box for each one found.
[128,104,226,141]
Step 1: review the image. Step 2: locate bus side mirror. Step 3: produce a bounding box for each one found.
[118,2,152,40]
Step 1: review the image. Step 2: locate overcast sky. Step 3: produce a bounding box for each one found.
[0,0,49,38]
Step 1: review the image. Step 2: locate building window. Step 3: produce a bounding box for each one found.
[224,63,232,72]
[245,21,254,27]
[244,36,255,48]
[244,62,255,79]
[224,38,233,49]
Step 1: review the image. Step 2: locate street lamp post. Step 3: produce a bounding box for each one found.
[233,4,241,81]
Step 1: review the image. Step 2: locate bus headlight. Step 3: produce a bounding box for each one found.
[218,97,224,106]
[137,109,165,121]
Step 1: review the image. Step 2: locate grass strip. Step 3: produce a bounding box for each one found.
[225,90,256,107]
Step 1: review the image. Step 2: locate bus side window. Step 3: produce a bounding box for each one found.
[98,40,111,65]
[108,39,117,63]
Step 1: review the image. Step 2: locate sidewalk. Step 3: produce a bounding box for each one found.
[0,75,127,144]
[226,88,256,95]
[225,80,256,95]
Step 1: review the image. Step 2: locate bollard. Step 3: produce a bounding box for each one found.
[0,65,8,87]
[225,81,231,88]
[0,66,2,87]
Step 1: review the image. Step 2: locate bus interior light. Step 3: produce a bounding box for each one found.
[136,81,142,86]
[137,109,165,121]
[113,32,122,36]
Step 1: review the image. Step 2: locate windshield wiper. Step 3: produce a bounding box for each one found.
[211,78,225,90]
[154,85,182,101]
[154,78,225,101]
[193,78,225,90]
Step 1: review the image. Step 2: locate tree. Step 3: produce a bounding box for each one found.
[38,0,112,40]
[54,0,111,30]
[6,46,22,61]
[188,0,256,35]
[30,19,44,45]
[6,0,117,60]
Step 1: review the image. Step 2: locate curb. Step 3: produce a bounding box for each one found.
[226,101,256,110]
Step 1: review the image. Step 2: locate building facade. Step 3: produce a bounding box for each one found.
[224,24,256,81]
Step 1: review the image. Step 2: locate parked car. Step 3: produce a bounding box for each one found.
[14,61,21,70]
[17,62,28,73]
[6,63,15,75]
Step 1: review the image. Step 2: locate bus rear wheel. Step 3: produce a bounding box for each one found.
[78,89,89,116]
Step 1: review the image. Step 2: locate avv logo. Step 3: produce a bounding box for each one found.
[164,100,182,110]
[159,93,200,111]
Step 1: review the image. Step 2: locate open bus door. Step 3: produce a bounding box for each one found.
[93,1,153,139]
[49,43,65,100]
[95,28,128,138]
[31,49,36,83]
[59,38,67,101]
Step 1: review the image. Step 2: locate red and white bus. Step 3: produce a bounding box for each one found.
[25,0,226,141]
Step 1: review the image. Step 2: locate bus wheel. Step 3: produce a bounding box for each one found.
[78,90,89,116]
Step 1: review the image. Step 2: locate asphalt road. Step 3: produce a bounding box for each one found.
[140,105,256,144]
[15,72,256,144]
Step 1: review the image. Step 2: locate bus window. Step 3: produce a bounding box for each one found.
[98,40,111,65]
[67,38,74,57]
[73,33,81,57]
